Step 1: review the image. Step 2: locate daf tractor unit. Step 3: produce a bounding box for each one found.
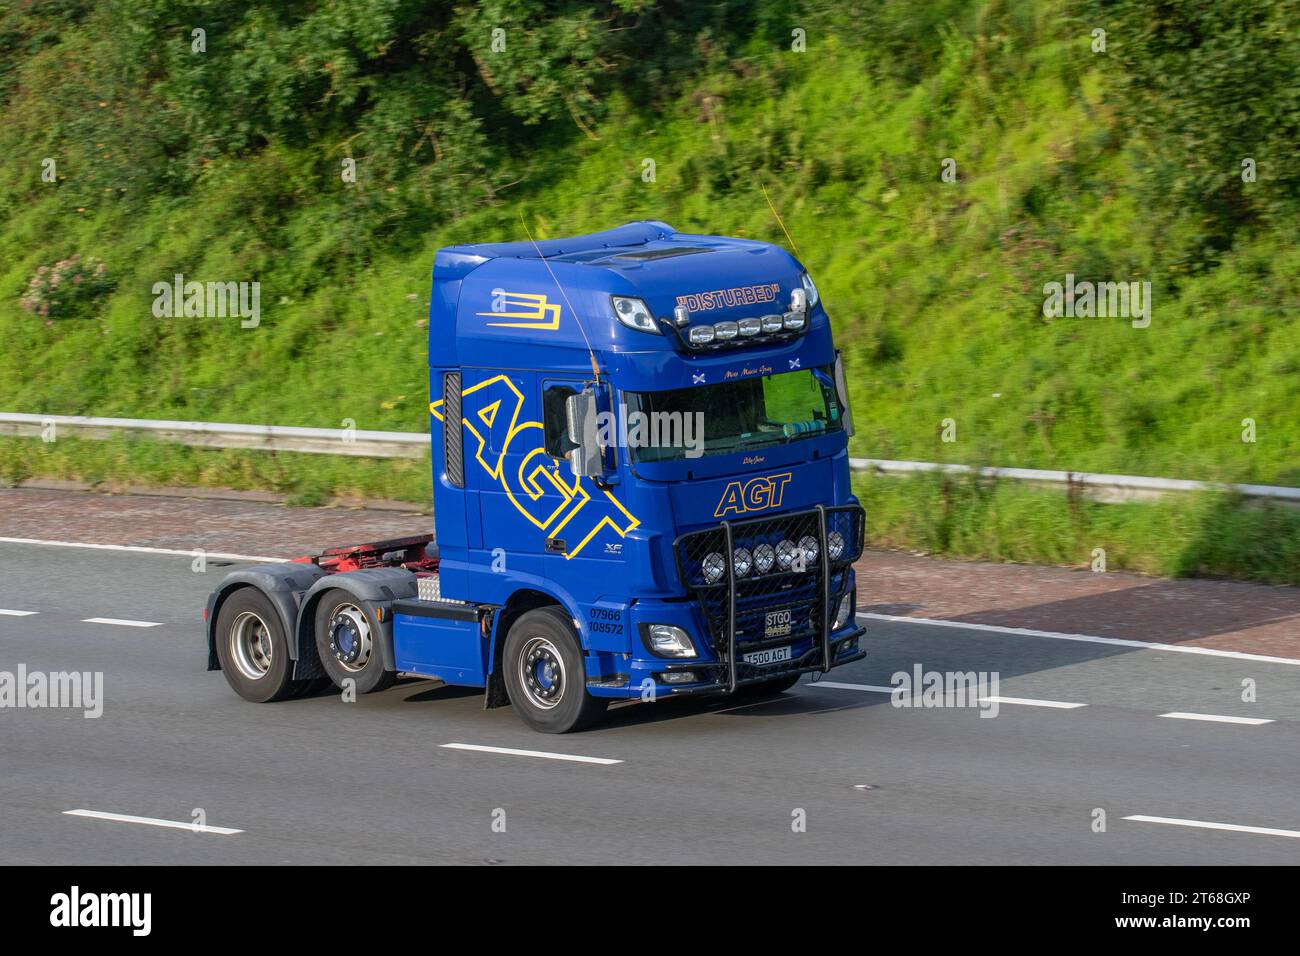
[205,221,866,732]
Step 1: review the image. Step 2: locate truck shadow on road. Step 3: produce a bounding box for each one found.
[598,687,886,729]
[383,676,884,729]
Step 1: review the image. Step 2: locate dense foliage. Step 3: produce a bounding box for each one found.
[0,0,1297,578]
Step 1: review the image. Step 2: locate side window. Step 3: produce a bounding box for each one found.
[543,384,579,459]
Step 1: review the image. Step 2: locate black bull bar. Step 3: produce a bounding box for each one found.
[674,504,866,692]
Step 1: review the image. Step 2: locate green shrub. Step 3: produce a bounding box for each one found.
[19,254,112,322]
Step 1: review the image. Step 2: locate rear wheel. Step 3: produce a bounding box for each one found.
[503,607,607,734]
[214,588,299,703]
[314,589,397,695]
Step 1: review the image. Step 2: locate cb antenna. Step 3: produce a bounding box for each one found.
[519,211,601,382]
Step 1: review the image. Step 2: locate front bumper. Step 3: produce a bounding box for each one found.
[649,625,866,696]
[585,625,865,698]
[587,503,866,699]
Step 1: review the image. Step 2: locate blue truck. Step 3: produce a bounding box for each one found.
[205,221,866,732]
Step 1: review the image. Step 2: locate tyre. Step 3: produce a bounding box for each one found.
[740,673,803,697]
[313,589,397,695]
[503,607,608,734]
[214,588,300,703]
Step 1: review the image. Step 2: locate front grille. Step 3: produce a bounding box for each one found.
[675,504,864,689]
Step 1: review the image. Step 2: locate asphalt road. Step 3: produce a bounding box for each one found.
[1,540,1298,865]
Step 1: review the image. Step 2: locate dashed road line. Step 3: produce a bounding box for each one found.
[980,696,1086,709]
[1124,814,1300,840]
[63,809,243,835]
[812,682,1282,723]
[441,742,622,765]
[858,612,1300,667]
[82,617,164,628]
[0,609,38,617]
[1160,712,1274,726]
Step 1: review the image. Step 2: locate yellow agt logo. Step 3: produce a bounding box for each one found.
[714,472,793,518]
[431,374,638,559]
[477,289,561,330]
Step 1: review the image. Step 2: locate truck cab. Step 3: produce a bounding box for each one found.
[206,221,865,733]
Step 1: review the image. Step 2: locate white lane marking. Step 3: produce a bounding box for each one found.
[809,681,895,693]
[1160,711,1274,726]
[82,617,163,628]
[0,609,38,616]
[1124,814,1300,840]
[980,695,1086,709]
[0,536,287,563]
[63,809,243,835]
[859,612,1300,666]
[440,742,622,765]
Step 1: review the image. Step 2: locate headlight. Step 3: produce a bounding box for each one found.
[827,530,846,561]
[738,317,762,337]
[798,534,819,563]
[714,321,739,340]
[801,271,819,308]
[783,311,806,331]
[833,593,854,631]
[776,539,797,570]
[702,551,726,584]
[761,314,784,333]
[688,324,715,345]
[753,542,776,574]
[733,547,753,577]
[611,296,659,334]
[642,624,696,658]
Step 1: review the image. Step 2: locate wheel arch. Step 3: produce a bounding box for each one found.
[206,564,327,672]
[294,568,419,680]
[484,587,576,708]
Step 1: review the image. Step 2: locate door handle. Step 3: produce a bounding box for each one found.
[545,537,567,554]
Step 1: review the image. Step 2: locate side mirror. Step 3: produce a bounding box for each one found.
[565,388,604,479]
[833,351,855,438]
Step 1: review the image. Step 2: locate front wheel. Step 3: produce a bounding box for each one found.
[503,607,607,734]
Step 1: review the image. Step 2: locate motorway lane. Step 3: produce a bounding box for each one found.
[1,542,1298,865]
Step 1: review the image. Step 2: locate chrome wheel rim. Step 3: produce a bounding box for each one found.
[229,610,274,680]
[518,636,565,710]
[327,603,374,673]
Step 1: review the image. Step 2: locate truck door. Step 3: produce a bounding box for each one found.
[538,378,638,606]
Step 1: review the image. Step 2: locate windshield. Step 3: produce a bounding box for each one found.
[625,365,844,462]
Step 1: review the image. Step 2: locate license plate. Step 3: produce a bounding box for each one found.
[764,608,793,638]
[742,645,792,667]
